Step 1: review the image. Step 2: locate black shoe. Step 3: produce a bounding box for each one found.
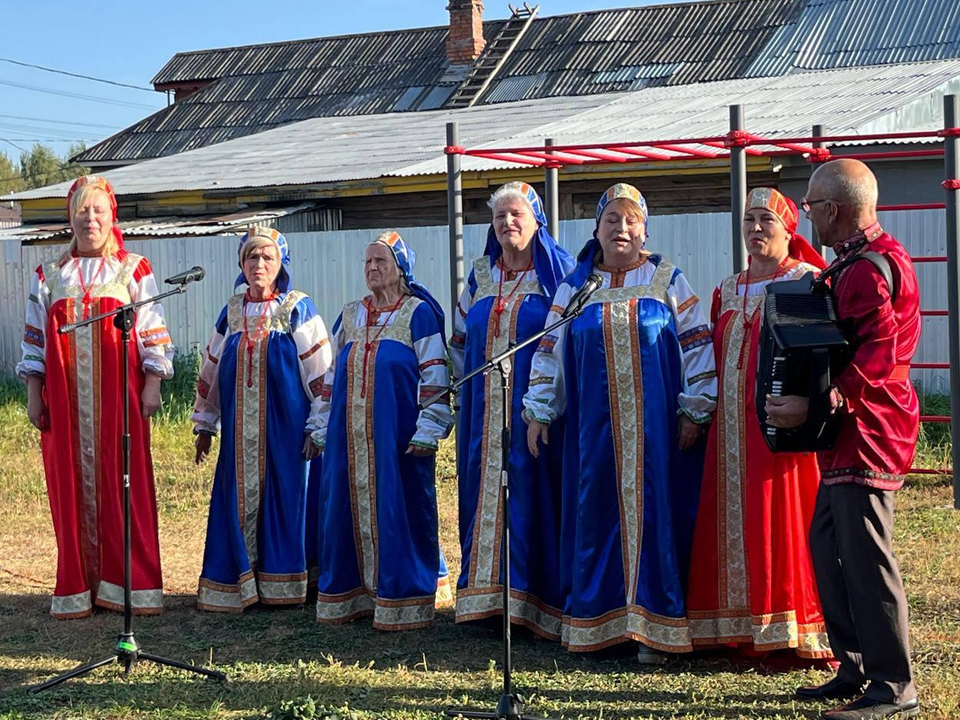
[822,695,920,719]
[796,676,865,702]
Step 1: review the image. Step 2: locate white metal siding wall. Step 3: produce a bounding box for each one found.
[1,211,952,393]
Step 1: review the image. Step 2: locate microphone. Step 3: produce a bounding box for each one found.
[561,272,603,318]
[165,266,205,285]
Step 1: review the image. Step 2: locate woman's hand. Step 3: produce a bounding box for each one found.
[405,443,435,457]
[677,415,702,451]
[26,375,48,431]
[141,373,162,418]
[526,420,549,458]
[195,432,213,465]
[303,436,322,460]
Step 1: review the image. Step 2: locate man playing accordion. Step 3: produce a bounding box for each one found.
[766,159,921,720]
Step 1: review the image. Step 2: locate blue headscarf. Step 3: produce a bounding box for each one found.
[578,182,650,264]
[484,182,573,298]
[236,226,292,293]
[373,231,447,344]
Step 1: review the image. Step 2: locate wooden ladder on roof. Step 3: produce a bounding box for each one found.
[445,3,540,110]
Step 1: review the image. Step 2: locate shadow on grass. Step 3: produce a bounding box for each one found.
[0,591,831,674]
[1,592,833,719]
[0,671,825,720]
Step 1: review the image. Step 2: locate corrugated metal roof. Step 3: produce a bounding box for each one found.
[0,205,315,242]
[76,0,960,166]
[746,0,960,76]
[490,0,807,98]
[79,22,504,165]
[14,61,960,205]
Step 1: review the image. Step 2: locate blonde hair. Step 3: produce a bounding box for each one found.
[239,233,280,264]
[61,186,118,262]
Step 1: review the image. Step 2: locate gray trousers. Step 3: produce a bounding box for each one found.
[809,482,916,703]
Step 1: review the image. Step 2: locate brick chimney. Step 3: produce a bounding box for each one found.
[447,0,486,64]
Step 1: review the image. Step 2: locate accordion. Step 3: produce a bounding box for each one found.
[756,272,849,452]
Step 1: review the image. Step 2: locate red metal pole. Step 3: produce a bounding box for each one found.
[822,150,944,161]
[469,152,547,167]
[549,148,635,163]
[513,151,586,165]
[702,140,762,156]
[741,130,943,146]
[610,146,674,161]
[878,203,946,211]
[658,144,723,159]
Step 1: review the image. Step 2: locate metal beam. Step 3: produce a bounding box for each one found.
[943,95,960,508]
[811,123,826,259]
[446,122,464,333]
[729,105,748,273]
[544,138,560,241]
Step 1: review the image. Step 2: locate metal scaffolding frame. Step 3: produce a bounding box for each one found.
[444,94,960,505]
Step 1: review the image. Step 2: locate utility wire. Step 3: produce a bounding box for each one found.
[0,121,104,137]
[0,160,88,187]
[0,57,155,92]
[0,113,121,130]
[0,123,104,141]
[2,138,99,143]
[0,136,27,153]
[0,78,160,110]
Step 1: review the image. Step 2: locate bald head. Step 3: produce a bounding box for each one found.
[805,159,879,244]
[809,159,878,210]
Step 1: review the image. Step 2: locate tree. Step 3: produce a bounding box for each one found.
[0,151,24,195]
[19,144,64,189]
[14,143,92,191]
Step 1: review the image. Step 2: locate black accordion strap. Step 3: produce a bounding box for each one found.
[812,250,896,303]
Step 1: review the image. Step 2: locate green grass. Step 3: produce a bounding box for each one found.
[0,375,957,719]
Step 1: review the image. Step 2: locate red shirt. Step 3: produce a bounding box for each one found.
[818,230,921,491]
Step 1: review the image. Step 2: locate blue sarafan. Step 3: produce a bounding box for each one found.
[314,296,453,630]
[194,290,332,611]
[194,228,333,613]
[522,218,718,652]
[450,182,575,639]
[312,233,453,631]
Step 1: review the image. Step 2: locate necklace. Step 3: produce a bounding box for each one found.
[493,258,533,337]
[737,256,791,368]
[242,289,278,388]
[74,256,108,320]
[361,295,405,398]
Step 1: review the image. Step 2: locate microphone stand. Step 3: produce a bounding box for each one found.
[30,281,226,693]
[424,306,587,720]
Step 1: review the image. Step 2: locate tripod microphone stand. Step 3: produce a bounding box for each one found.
[423,285,596,720]
[30,272,225,692]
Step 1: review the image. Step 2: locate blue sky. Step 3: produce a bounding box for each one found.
[0,0,683,164]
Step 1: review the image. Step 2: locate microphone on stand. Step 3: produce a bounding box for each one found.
[561,272,603,318]
[164,266,205,285]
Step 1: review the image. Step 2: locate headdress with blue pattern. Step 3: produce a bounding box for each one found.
[236,226,292,293]
[579,183,650,263]
[483,181,574,298]
[372,231,447,343]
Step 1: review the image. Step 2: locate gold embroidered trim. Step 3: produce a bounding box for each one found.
[588,261,675,307]
[455,587,562,640]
